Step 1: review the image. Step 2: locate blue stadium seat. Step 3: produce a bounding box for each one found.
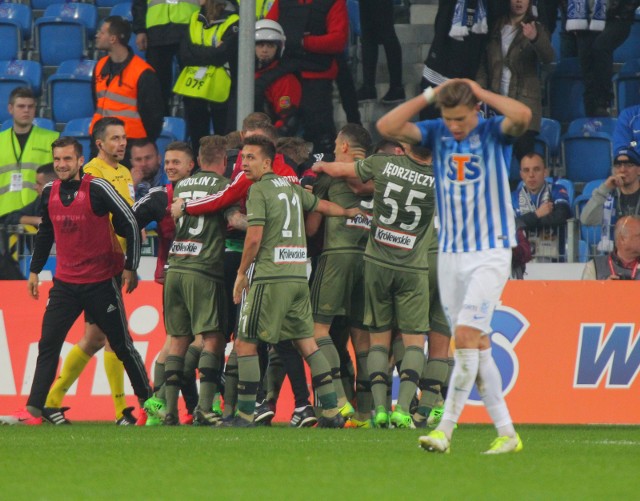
[62,117,93,160]
[613,12,640,63]
[578,239,589,263]
[1,117,56,131]
[548,58,585,123]
[97,0,125,8]
[31,0,67,11]
[162,116,187,141]
[48,59,96,124]
[614,58,640,111]
[42,3,98,37]
[566,117,617,137]
[562,130,614,184]
[35,3,98,66]
[0,20,21,60]
[0,3,32,59]
[110,2,133,21]
[0,61,43,121]
[535,117,561,168]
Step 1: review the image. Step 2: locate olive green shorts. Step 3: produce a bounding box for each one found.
[428,251,451,337]
[163,271,227,337]
[310,252,365,326]
[238,281,314,344]
[363,260,430,334]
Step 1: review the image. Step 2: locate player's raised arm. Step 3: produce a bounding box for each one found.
[376,94,428,144]
[312,161,356,178]
[461,78,532,138]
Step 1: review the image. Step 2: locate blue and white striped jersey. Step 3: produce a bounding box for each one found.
[417,115,517,253]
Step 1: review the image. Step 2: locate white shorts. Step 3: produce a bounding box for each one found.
[437,248,511,335]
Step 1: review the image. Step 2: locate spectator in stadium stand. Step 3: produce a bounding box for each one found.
[263,0,349,155]
[580,148,640,253]
[91,16,163,167]
[3,164,56,228]
[356,0,405,104]
[613,104,640,158]
[173,0,240,156]
[129,139,169,201]
[253,20,302,137]
[476,0,554,160]
[512,152,571,260]
[563,0,640,117]
[0,88,59,220]
[132,0,199,114]
[419,0,506,119]
[0,137,151,426]
[582,215,640,280]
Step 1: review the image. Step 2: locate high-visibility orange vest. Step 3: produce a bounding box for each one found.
[90,55,154,139]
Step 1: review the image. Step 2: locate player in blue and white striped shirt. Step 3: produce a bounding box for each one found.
[378,79,531,455]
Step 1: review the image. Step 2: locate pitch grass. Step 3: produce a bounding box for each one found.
[0,424,638,500]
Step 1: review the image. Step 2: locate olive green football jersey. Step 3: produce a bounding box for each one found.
[168,171,230,280]
[313,173,370,254]
[247,172,319,283]
[354,153,436,272]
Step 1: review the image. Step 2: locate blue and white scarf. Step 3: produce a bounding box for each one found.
[449,0,488,41]
[566,0,607,32]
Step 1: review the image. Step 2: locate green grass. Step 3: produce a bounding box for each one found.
[1,424,638,500]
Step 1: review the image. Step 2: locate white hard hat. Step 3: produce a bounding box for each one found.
[255,19,286,57]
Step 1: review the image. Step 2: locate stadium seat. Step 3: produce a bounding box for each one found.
[31,0,67,11]
[110,2,133,21]
[162,116,187,141]
[613,12,640,63]
[0,3,32,60]
[578,239,589,263]
[62,117,93,160]
[48,59,96,124]
[0,60,43,121]
[0,117,56,132]
[535,118,561,169]
[614,58,640,111]
[548,58,586,124]
[35,3,98,66]
[347,0,361,37]
[42,3,98,37]
[566,117,617,137]
[562,133,613,184]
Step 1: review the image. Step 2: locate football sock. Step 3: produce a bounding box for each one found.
[316,336,346,404]
[237,354,260,420]
[152,361,166,400]
[183,345,202,413]
[392,336,404,372]
[164,355,184,418]
[397,345,424,411]
[439,349,479,439]
[355,350,372,418]
[265,349,285,403]
[478,347,516,438]
[305,349,338,415]
[368,345,390,411]
[104,350,126,420]
[340,351,355,402]
[442,357,454,400]
[223,350,239,418]
[45,344,91,408]
[417,357,449,417]
[197,351,221,412]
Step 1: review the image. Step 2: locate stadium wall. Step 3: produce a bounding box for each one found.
[0,281,638,424]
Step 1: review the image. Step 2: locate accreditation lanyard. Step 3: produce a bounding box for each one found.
[608,256,638,279]
[10,128,27,170]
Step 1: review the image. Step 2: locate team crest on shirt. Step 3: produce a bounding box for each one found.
[445,153,484,184]
[279,96,291,109]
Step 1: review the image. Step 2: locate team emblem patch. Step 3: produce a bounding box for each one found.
[279,96,291,109]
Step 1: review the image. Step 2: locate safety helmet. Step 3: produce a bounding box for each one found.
[255,19,286,58]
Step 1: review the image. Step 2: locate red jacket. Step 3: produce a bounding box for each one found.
[267,0,348,80]
[186,153,299,216]
[257,61,302,128]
